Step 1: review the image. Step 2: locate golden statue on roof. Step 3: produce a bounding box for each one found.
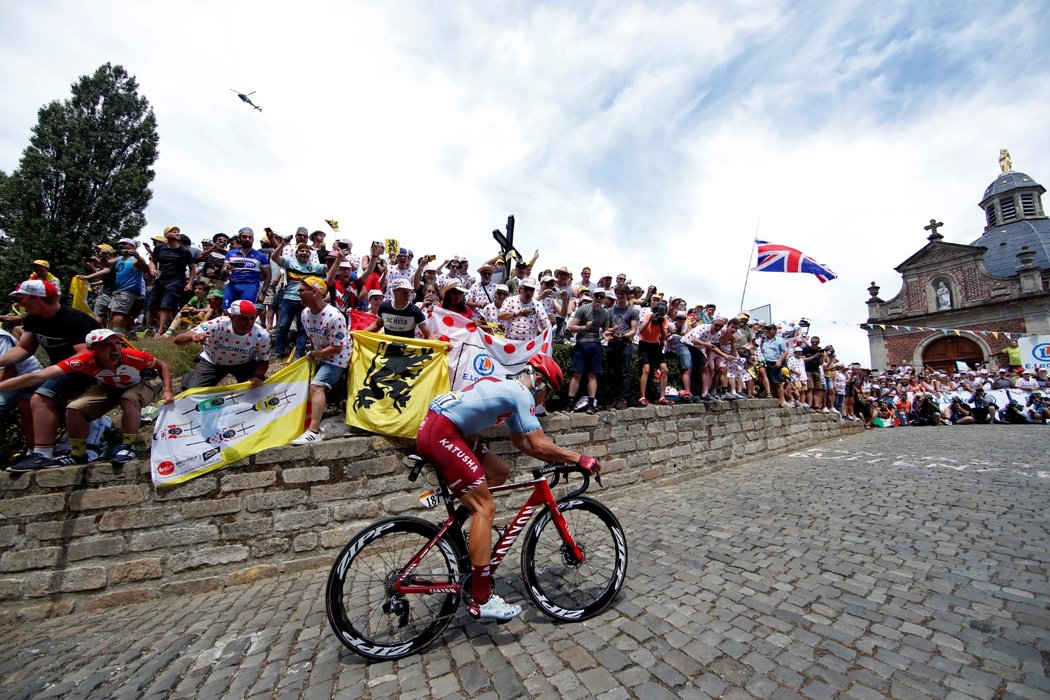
[999,148,1012,173]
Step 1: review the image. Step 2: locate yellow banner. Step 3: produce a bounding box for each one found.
[346,331,450,438]
[150,358,311,486]
[385,239,400,256]
[70,275,95,318]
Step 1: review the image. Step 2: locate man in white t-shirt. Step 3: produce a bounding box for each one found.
[384,248,415,301]
[291,277,351,445]
[466,264,498,310]
[498,278,547,341]
[174,300,271,389]
[479,285,510,335]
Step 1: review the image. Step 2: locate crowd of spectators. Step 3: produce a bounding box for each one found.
[0,224,1046,472]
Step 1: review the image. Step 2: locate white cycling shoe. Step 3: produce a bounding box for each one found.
[468,594,522,622]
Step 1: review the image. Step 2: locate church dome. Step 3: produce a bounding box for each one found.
[970,218,1050,278]
[982,171,1041,200]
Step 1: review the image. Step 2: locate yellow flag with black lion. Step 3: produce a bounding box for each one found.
[346,331,450,438]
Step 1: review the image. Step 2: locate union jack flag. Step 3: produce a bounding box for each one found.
[753,240,837,283]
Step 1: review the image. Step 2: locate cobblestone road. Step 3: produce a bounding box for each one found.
[2,426,1048,699]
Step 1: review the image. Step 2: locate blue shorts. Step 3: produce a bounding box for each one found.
[312,362,347,390]
[571,342,603,374]
[0,389,31,417]
[147,279,185,311]
[675,344,692,370]
[223,280,262,309]
[35,373,96,403]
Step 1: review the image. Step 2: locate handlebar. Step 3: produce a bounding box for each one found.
[531,463,601,498]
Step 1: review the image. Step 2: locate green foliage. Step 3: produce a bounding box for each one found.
[132,337,201,379]
[0,63,159,296]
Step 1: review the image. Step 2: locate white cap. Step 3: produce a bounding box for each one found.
[86,329,119,345]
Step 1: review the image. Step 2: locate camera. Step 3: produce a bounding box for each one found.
[652,302,667,321]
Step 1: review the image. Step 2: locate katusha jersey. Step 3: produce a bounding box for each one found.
[56,348,156,389]
[428,378,542,436]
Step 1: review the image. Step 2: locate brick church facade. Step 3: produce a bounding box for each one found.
[865,155,1050,371]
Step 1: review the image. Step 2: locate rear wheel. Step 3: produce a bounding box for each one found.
[326,517,464,660]
[521,496,628,621]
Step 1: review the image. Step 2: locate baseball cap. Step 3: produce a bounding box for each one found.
[593,287,607,297]
[368,289,384,298]
[207,289,224,299]
[495,284,510,293]
[163,226,180,235]
[86,328,119,345]
[295,226,309,236]
[296,242,311,250]
[118,238,137,246]
[31,260,50,268]
[238,227,254,237]
[539,274,555,283]
[227,300,258,316]
[519,277,538,289]
[10,280,59,298]
[96,244,115,254]
[391,278,413,291]
[301,276,328,295]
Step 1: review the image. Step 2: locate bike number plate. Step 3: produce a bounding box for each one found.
[418,489,440,509]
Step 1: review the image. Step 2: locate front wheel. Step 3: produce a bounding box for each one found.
[326,517,464,661]
[520,496,628,621]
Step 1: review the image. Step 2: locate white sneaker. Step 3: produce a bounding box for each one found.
[573,397,590,412]
[291,430,322,446]
[822,407,831,414]
[469,594,522,622]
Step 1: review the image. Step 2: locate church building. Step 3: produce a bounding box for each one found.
[865,151,1050,371]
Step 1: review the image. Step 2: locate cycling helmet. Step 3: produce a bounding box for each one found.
[526,354,564,389]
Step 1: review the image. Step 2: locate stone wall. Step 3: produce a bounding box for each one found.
[0,400,861,622]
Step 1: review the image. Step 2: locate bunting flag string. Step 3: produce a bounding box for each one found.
[756,315,1026,340]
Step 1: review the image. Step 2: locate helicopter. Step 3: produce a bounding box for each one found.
[230,89,262,112]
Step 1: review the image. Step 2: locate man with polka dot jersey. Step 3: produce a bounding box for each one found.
[173,300,271,390]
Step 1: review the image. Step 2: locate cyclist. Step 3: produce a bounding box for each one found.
[416,354,601,622]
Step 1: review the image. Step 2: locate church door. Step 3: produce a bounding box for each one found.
[921,336,984,372]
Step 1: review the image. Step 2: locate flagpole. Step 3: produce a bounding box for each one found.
[739,220,760,312]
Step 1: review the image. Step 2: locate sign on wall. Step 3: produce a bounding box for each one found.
[1019,335,1050,370]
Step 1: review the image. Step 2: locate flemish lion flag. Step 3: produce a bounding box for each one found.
[347,331,450,438]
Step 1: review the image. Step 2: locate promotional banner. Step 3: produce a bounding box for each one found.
[1019,335,1050,370]
[151,358,311,486]
[346,331,450,438]
[424,307,553,391]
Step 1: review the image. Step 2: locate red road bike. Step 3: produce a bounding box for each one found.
[325,456,628,660]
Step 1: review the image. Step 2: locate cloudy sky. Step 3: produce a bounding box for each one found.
[2,1,1049,364]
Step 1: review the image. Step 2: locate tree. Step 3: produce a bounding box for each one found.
[0,63,159,296]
